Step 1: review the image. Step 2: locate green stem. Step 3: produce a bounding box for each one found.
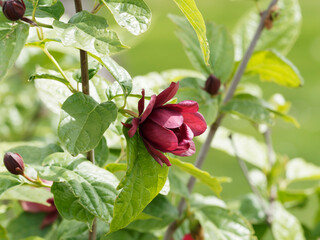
[34,20,53,29]
[110,93,150,101]
[91,3,103,14]
[119,109,139,118]
[42,48,72,84]
[32,0,40,21]
[30,74,76,93]
[22,173,52,188]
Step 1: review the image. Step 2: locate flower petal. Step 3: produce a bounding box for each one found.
[138,89,145,116]
[20,199,57,213]
[171,140,196,156]
[164,100,199,113]
[140,119,178,152]
[128,118,139,138]
[40,211,59,229]
[143,138,171,166]
[121,122,132,128]
[182,112,207,136]
[140,94,156,123]
[154,82,179,108]
[148,108,183,129]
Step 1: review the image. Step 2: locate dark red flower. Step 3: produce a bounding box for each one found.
[124,82,207,166]
[183,233,194,240]
[20,181,59,229]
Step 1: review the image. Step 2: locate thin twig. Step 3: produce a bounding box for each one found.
[229,134,269,213]
[264,128,276,166]
[74,0,96,239]
[163,0,279,239]
[263,127,277,226]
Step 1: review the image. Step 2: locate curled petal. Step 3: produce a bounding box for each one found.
[164,100,199,113]
[140,94,156,123]
[148,108,183,129]
[154,82,179,108]
[140,120,178,152]
[142,138,171,166]
[138,89,145,116]
[179,123,194,140]
[128,118,139,138]
[182,112,207,136]
[171,140,196,156]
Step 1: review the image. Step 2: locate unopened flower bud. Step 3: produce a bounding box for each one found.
[2,0,26,21]
[3,152,24,175]
[204,74,221,95]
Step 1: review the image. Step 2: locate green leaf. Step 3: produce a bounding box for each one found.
[55,219,109,240]
[206,22,234,82]
[277,189,309,207]
[72,61,102,83]
[286,158,320,183]
[34,71,72,114]
[6,212,51,240]
[105,163,127,173]
[0,22,29,81]
[246,51,303,87]
[91,55,132,97]
[21,237,45,240]
[53,11,127,58]
[39,153,119,223]
[169,157,223,196]
[194,205,256,240]
[0,185,52,206]
[233,0,302,60]
[237,194,266,224]
[58,92,117,156]
[271,202,305,240]
[190,193,226,209]
[0,225,8,240]
[8,143,63,166]
[221,94,273,125]
[25,1,64,20]
[169,14,210,76]
[55,219,89,240]
[0,172,22,197]
[175,78,219,125]
[168,168,189,198]
[198,127,269,170]
[100,0,151,35]
[102,229,157,240]
[36,0,58,6]
[94,136,109,167]
[127,195,179,231]
[110,127,168,233]
[172,0,209,64]
[51,181,95,227]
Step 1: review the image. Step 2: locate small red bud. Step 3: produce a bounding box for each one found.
[204,74,221,96]
[2,0,26,21]
[3,152,25,175]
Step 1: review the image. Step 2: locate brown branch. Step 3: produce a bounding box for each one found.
[73,0,96,239]
[163,0,279,239]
